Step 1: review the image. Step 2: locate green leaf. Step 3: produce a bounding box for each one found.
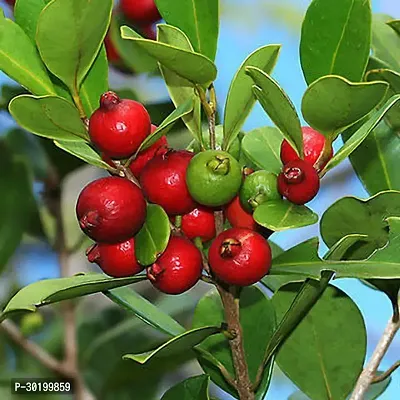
[388,19,400,35]
[301,75,388,136]
[0,12,54,96]
[53,140,110,170]
[274,283,366,400]
[14,0,46,42]
[156,0,219,61]
[79,46,109,117]
[105,287,185,337]
[36,0,112,92]
[241,127,283,174]
[371,14,400,72]
[364,374,392,400]
[139,98,193,151]
[247,67,303,157]
[157,24,202,142]
[324,94,400,172]
[161,375,210,400]
[123,326,221,364]
[9,95,88,141]
[300,0,371,85]
[223,45,281,150]
[135,204,171,266]
[253,200,318,232]
[121,25,217,85]
[1,273,147,322]
[192,287,276,399]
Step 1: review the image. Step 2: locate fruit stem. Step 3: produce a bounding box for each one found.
[196,84,217,150]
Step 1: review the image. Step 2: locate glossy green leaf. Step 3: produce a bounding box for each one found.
[274,283,366,400]
[247,67,303,156]
[223,45,281,150]
[123,326,221,364]
[388,19,400,35]
[302,75,388,136]
[36,0,112,92]
[157,24,202,143]
[105,287,185,337]
[1,273,147,321]
[241,127,283,174]
[324,94,400,172]
[300,0,371,85]
[135,204,171,266]
[156,0,219,61]
[254,200,318,232]
[0,12,54,96]
[161,375,210,400]
[371,14,400,72]
[192,287,276,399]
[53,140,110,170]
[79,46,109,117]
[14,0,46,42]
[139,98,193,151]
[9,95,88,141]
[121,25,217,84]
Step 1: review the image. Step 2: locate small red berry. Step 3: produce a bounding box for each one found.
[104,33,121,64]
[180,206,216,242]
[5,0,15,6]
[129,125,168,178]
[120,0,161,24]
[224,196,258,231]
[86,239,143,278]
[89,91,151,159]
[277,159,320,205]
[280,127,333,169]
[209,228,272,286]
[140,150,196,215]
[140,23,157,40]
[147,236,203,294]
[76,177,146,243]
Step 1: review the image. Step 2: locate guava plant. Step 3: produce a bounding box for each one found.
[0,0,399,399]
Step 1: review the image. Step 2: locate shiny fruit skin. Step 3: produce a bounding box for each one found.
[225,196,258,231]
[277,159,320,205]
[140,150,196,215]
[129,125,168,178]
[120,0,161,24]
[280,126,333,169]
[209,228,272,286]
[76,176,146,243]
[104,33,121,64]
[147,236,202,294]
[181,206,216,242]
[186,150,242,207]
[89,91,151,159]
[239,170,281,213]
[86,239,143,278]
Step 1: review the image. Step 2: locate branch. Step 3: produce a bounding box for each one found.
[372,360,400,384]
[350,305,400,400]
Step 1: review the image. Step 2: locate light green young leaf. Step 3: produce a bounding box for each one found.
[161,375,210,400]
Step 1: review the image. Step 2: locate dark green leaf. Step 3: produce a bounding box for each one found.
[0,12,55,96]
[388,19,400,35]
[300,0,371,84]
[9,95,88,141]
[123,326,221,364]
[254,200,318,232]
[135,204,171,266]
[156,0,219,61]
[324,94,400,172]
[223,45,281,149]
[274,284,366,400]
[161,375,210,400]
[247,67,303,156]
[53,140,110,170]
[121,25,217,84]
[1,273,147,321]
[301,75,388,136]
[157,24,202,142]
[192,287,276,399]
[36,0,112,92]
[14,0,46,42]
[105,287,185,337]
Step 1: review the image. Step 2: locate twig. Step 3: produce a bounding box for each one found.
[372,360,400,384]
[350,304,400,400]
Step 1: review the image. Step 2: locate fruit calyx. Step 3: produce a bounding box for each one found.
[220,238,241,258]
[282,165,304,184]
[85,244,100,263]
[147,263,164,282]
[100,91,121,110]
[207,155,230,175]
